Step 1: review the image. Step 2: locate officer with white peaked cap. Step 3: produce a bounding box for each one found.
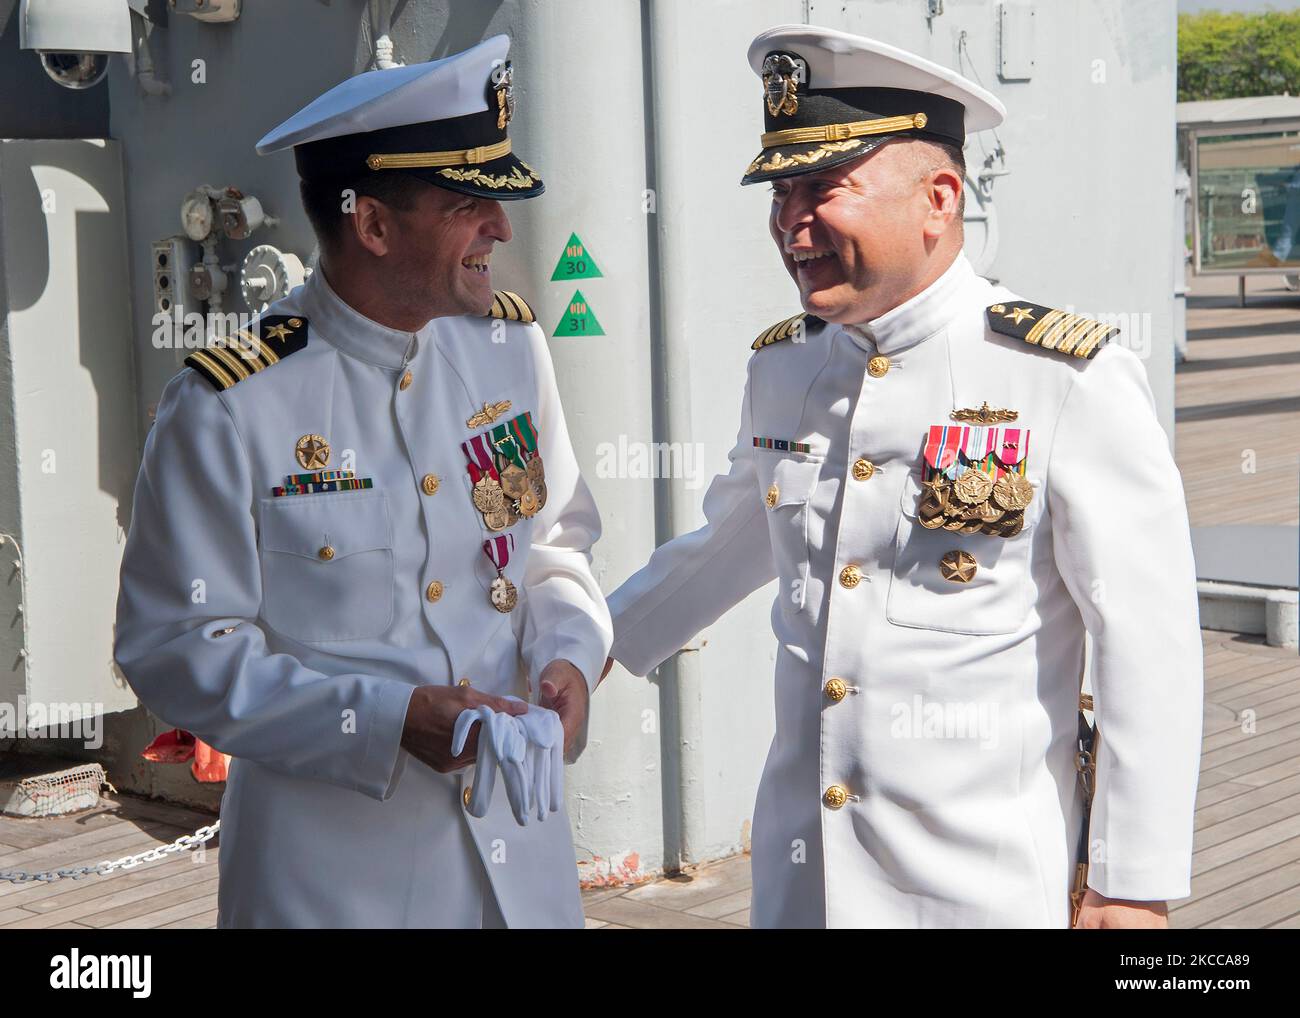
[605,25,1203,929]
[115,35,612,928]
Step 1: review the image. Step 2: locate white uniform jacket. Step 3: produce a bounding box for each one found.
[114,268,612,928]
[607,254,1203,928]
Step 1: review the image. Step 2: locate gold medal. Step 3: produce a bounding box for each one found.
[992,472,1034,512]
[526,457,547,510]
[489,574,517,613]
[984,511,1024,538]
[472,475,506,513]
[499,463,530,499]
[517,487,541,518]
[953,467,994,505]
[484,508,510,532]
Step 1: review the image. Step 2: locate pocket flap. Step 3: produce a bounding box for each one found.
[259,491,392,560]
[757,454,822,508]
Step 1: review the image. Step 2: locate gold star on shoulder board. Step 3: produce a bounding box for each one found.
[263,323,293,342]
[1003,307,1035,326]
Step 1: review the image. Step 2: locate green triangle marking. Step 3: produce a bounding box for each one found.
[549,232,604,281]
[552,290,605,337]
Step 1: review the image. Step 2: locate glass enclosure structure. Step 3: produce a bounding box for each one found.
[1192,124,1300,274]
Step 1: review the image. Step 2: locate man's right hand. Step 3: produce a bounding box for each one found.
[400,683,528,773]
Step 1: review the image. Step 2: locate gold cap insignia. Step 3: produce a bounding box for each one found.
[491,60,514,130]
[762,53,805,117]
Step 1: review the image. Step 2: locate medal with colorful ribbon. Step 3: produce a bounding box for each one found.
[511,411,547,513]
[462,435,509,532]
[483,533,518,613]
[491,412,546,517]
[916,422,1033,537]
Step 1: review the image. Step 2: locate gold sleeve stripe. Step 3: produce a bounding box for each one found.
[1037,312,1082,351]
[206,344,255,382]
[1056,315,1098,356]
[1022,308,1066,348]
[1074,320,1115,359]
[751,312,812,350]
[188,350,237,390]
[489,290,536,324]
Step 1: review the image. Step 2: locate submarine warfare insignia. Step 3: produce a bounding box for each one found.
[950,401,1019,425]
[916,424,1032,538]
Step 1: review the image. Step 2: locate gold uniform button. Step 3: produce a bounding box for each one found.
[838,564,863,588]
[851,458,875,481]
[824,677,848,702]
[318,545,335,561]
[425,580,444,602]
[867,355,891,378]
[400,370,413,391]
[463,786,472,808]
[457,677,471,687]
[823,785,848,809]
[765,483,780,509]
[939,550,978,583]
[421,473,441,496]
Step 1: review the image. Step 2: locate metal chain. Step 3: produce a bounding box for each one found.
[0,821,220,884]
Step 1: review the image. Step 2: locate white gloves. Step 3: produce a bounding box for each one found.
[515,700,564,820]
[452,698,565,827]
[452,704,531,825]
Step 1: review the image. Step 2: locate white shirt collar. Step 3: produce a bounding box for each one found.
[842,252,977,355]
[297,265,426,370]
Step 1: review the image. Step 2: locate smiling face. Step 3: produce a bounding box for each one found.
[768,139,964,324]
[385,184,512,318]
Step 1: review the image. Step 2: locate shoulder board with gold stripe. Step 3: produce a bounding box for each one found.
[985,302,1117,360]
[184,314,309,392]
[751,312,823,351]
[487,290,536,324]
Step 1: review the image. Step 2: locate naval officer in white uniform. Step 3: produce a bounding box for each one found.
[114,36,611,928]
[604,25,1203,929]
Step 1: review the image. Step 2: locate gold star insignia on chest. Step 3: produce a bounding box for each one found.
[985,301,1118,360]
[295,434,330,470]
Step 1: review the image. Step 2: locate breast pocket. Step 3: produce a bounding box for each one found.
[755,454,822,615]
[886,471,1039,636]
[257,491,395,643]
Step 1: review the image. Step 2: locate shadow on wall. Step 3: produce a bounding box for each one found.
[0,140,138,502]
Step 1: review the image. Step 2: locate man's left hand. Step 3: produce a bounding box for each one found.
[538,659,589,759]
[1074,889,1168,928]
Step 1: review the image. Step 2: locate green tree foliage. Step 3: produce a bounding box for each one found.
[1179,10,1300,101]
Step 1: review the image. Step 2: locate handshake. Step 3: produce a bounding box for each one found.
[453,697,565,827]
